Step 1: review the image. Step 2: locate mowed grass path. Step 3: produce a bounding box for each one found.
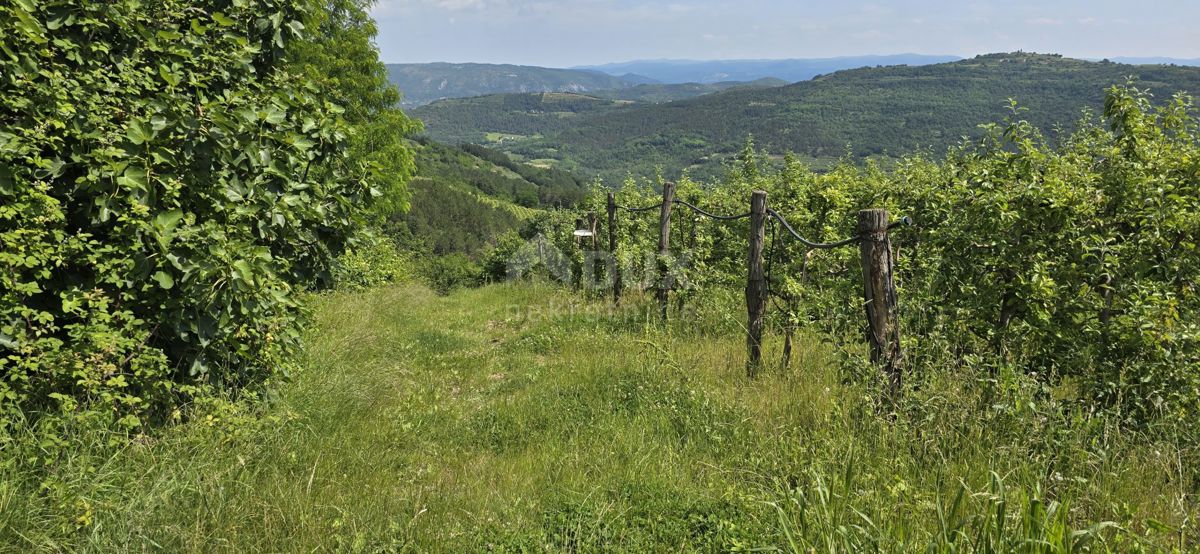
[4,283,1194,551]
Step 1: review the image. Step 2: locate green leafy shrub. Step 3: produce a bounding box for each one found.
[422,254,482,295]
[0,0,378,433]
[332,233,414,290]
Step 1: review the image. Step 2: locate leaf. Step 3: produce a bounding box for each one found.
[212,12,235,27]
[126,120,153,145]
[152,271,174,290]
[117,166,148,191]
[232,259,253,283]
[0,165,13,195]
[264,106,286,125]
[159,65,181,87]
[155,209,184,234]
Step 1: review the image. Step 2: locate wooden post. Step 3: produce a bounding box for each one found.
[656,181,675,321]
[585,211,599,289]
[573,217,584,289]
[587,212,598,250]
[746,190,768,376]
[857,209,903,402]
[607,192,621,305]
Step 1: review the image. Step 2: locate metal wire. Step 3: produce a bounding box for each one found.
[617,199,750,220]
[615,202,663,213]
[766,208,862,249]
[671,199,752,221]
[766,209,913,249]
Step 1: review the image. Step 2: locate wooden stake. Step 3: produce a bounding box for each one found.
[857,209,903,402]
[656,181,675,321]
[587,211,598,251]
[609,193,619,304]
[746,190,768,376]
[607,192,620,305]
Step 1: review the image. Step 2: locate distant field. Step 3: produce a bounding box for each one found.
[485,132,537,143]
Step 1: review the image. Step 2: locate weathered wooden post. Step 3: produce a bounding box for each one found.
[746,190,768,376]
[572,216,586,289]
[656,181,675,321]
[585,211,599,289]
[857,209,903,402]
[587,211,598,250]
[607,192,621,305]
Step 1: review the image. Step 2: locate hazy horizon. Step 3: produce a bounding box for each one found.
[382,53,1200,70]
[370,0,1200,67]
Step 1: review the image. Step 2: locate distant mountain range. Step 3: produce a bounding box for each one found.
[389,56,1200,108]
[389,56,964,106]
[412,53,1200,184]
[387,63,654,107]
[573,54,963,84]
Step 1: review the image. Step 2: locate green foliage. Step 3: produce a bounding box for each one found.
[288,0,420,219]
[585,86,1200,425]
[398,142,528,256]
[0,0,372,434]
[331,233,413,291]
[420,253,481,294]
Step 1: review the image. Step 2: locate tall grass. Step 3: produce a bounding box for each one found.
[1,283,1194,551]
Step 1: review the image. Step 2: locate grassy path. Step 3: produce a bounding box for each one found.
[3,283,1194,551]
[277,283,838,549]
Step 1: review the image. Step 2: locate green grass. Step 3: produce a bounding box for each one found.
[2,283,1196,551]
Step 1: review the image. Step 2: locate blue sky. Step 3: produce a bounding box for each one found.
[370,0,1200,67]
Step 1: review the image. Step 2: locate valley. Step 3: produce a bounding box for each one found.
[409,52,1200,183]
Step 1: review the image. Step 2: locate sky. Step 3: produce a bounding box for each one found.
[369,0,1200,67]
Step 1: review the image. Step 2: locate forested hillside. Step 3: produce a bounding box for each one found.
[410,92,628,145]
[396,140,586,256]
[387,62,652,106]
[417,53,1200,183]
[582,77,788,103]
[410,80,788,145]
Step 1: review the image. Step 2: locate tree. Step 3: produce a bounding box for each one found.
[287,0,421,220]
[0,0,377,431]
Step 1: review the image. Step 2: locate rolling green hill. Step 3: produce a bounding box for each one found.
[396,139,588,256]
[409,92,627,145]
[409,80,789,145]
[584,77,789,102]
[414,53,1200,184]
[387,62,652,107]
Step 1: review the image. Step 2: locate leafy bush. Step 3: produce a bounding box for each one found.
[0,0,378,433]
[422,254,482,295]
[332,233,414,291]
